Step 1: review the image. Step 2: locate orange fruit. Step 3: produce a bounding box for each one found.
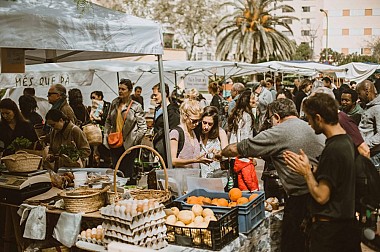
[237,197,249,205]
[187,196,198,204]
[217,198,229,207]
[197,196,205,205]
[211,198,219,205]
[228,188,242,202]
[228,201,237,207]
[249,193,259,201]
[203,197,212,204]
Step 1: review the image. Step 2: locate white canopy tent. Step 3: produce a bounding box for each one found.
[336,62,380,83]
[0,0,178,169]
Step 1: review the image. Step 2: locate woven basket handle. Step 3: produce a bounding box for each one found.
[14,150,30,160]
[113,145,168,194]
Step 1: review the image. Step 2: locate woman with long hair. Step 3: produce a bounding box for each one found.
[45,109,90,168]
[169,99,212,168]
[199,106,229,186]
[104,79,147,184]
[0,98,38,156]
[228,90,259,191]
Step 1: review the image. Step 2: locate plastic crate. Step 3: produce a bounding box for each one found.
[165,202,239,250]
[175,189,265,233]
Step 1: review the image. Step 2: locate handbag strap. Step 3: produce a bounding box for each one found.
[122,100,133,122]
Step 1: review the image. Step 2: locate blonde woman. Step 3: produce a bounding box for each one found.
[169,99,212,168]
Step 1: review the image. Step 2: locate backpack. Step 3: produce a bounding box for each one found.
[153,126,185,166]
[355,154,380,211]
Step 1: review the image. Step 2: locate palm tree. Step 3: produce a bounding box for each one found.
[216,0,298,63]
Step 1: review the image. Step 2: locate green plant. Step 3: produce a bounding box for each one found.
[7,137,33,151]
[59,144,84,162]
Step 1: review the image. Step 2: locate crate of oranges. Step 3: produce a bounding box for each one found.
[174,188,265,233]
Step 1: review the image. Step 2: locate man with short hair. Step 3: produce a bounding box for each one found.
[228,82,245,115]
[152,83,180,166]
[216,98,325,252]
[340,88,363,125]
[47,84,76,123]
[357,80,380,168]
[131,86,144,110]
[266,78,277,101]
[284,93,361,252]
[322,76,340,102]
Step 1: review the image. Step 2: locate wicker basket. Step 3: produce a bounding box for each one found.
[82,124,102,146]
[59,186,109,213]
[1,150,42,172]
[113,145,171,204]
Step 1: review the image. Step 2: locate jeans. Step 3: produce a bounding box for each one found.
[281,193,310,252]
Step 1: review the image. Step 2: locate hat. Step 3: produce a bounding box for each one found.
[250,82,260,92]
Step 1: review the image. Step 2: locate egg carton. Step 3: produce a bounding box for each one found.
[104,229,166,244]
[104,234,168,250]
[101,209,166,229]
[104,224,167,240]
[102,219,166,236]
[76,236,106,246]
[100,200,163,221]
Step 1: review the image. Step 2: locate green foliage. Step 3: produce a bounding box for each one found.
[7,137,32,151]
[292,42,313,61]
[59,144,84,162]
[319,48,379,65]
[215,0,298,63]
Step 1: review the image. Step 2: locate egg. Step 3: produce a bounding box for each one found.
[119,205,126,215]
[80,230,86,238]
[95,229,103,240]
[114,205,120,213]
[85,229,92,239]
[97,225,103,230]
[136,205,143,213]
[143,204,149,212]
[125,205,132,215]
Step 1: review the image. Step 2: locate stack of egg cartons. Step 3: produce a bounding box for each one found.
[100,199,168,250]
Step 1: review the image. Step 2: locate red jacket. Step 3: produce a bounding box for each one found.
[233,158,259,191]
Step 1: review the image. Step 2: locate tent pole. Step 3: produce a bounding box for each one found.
[157,54,173,169]
[117,72,120,85]
[174,71,177,88]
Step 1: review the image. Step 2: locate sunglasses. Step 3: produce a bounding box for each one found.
[188,117,201,125]
[91,96,96,99]
[47,92,59,97]
[202,121,214,126]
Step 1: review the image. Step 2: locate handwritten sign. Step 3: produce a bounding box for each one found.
[0,71,94,88]
[184,74,208,91]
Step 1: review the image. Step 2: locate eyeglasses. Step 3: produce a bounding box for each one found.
[202,121,214,126]
[188,117,201,125]
[47,92,59,97]
[266,113,276,124]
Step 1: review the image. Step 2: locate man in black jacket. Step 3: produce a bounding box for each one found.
[152,83,180,165]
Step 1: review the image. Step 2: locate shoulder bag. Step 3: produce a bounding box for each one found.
[108,101,133,148]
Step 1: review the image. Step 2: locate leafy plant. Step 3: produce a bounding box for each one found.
[59,144,84,162]
[7,137,33,151]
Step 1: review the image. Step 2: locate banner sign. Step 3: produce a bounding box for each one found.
[0,71,94,88]
[184,75,208,91]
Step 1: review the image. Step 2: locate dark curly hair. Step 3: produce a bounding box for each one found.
[228,90,255,134]
[18,95,38,116]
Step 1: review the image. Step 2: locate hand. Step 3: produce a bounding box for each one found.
[212,150,223,160]
[45,154,56,163]
[195,154,213,165]
[283,149,311,176]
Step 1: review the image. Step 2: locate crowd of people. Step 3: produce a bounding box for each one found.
[0,74,379,251]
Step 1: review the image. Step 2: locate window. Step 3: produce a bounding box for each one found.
[302,6,310,12]
[364,28,372,35]
[361,48,372,55]
[283,19,293,24]
[301,30,310,36]
[343,9,350,16]
[342,29,349,35]
[365,9,372,16]
[207,53,212,61]
[341,48,349,55]
[197,52,203,61]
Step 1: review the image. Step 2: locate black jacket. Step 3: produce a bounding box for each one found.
[153,103,180,135]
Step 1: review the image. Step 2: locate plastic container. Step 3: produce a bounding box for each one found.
[74,179,87,188]
[175,189,265,233]
[73,171,88,180]
[165,202,238,250]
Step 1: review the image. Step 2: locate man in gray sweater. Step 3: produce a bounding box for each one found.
[216,98,325,252]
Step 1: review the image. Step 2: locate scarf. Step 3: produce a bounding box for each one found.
[51,98,66,111]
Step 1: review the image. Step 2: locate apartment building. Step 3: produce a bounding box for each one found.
[276,0,380,59]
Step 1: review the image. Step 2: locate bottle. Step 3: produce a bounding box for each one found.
[227,174,234,190]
